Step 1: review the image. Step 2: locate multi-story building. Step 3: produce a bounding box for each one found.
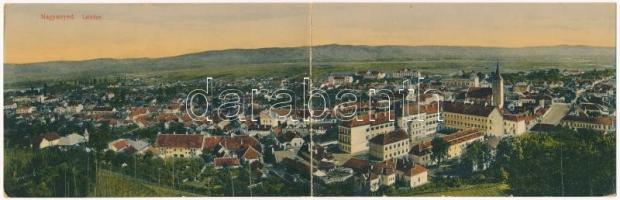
[395,161,429,189]
[155,134,205,158]
[442,102,504,136]
[369,130,410,161]
[503,114,529,135]
[560,115,615,134]
[409,141,434,166]
[338,112,395,155]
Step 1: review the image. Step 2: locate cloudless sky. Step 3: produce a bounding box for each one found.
[5,3,615,64]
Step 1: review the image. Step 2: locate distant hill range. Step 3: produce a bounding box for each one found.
[5,44,615,84]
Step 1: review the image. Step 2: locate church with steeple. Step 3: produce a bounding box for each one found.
[492,61,504,109]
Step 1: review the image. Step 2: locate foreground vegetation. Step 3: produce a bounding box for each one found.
[495,128,616,196]
[406,183,508,196]
[90,170,198,197]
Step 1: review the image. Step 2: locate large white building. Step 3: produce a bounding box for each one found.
[338,112,395,154]
[442,102,504,136]
[368,130,410,161]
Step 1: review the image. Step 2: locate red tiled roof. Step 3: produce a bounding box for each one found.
[113,139,129,150]
[157,113,179,122]
[203,135,261,152]
[242,146,261,160]
[405,165,428,177]
[203,136,223,150]
[214,157,240,167]
[403,102,439,115]
[130,107,147,117]
[155,134,204,148]
[181,113,193,122]
[340,111,394,127]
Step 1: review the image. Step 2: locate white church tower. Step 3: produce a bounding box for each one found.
[492,61,504,109]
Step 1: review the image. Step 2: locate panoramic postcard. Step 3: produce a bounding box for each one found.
[3,3,616,197]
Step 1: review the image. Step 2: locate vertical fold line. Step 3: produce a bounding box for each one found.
[308,1,314,197]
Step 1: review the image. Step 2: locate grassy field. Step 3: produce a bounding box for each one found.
[6,55,614,89]
[89,169,199,197]
[410,183,509,197]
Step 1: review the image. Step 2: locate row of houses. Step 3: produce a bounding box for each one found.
[152,134,263,169]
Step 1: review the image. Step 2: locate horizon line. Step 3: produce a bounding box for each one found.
[5,43,615,65]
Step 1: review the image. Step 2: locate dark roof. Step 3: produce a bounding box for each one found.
[466,87,493,98]
[369,130,408,145]
[277,131,300,143]
[410,141,432,156]
[443,102,497,117]
[282,157,315,175]
[42,132,61,141]
[34,132,61,146]
[343,158,369,173]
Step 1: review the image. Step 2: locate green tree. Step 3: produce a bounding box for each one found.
[460,141,493,174]
[431,137,449,164]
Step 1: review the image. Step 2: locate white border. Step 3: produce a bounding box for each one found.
[0,1,618,200]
